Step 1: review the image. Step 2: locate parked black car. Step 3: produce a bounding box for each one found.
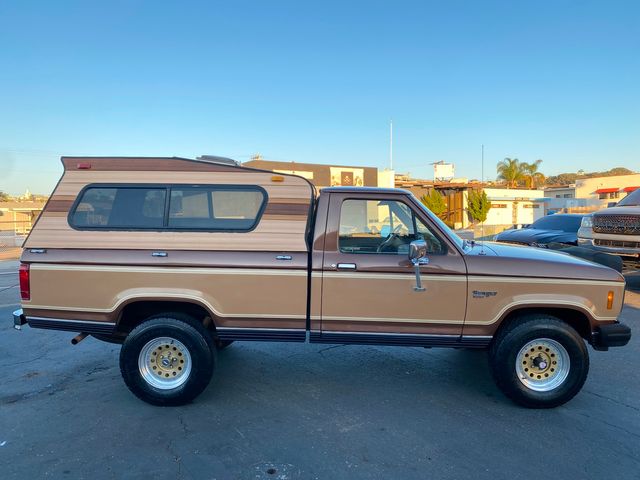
[494,214,585,247]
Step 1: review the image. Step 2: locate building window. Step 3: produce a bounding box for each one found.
[522,204,540,209]
[338,199,445,255]
[563,194,573,198]
[491,203,508,208]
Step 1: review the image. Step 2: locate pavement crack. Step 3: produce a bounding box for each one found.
[318,344,346,355]
[178,413,189,436]
[576,411,640,440]
[5,352,48,367]
[584,390,640,412]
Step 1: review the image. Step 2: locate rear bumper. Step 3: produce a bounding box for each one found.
[591,322,632,351]
[13,309,27,330]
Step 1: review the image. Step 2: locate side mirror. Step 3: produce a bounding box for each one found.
[408,240,428,292]
[409,240,428,265]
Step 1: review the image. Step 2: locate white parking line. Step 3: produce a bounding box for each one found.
[0,303,19,309]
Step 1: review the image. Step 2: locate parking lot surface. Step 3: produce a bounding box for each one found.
[1,259,639,480]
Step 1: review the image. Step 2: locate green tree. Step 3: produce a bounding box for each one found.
[0,191,9,202]
[522,159,545,189]
[420,189,447,217]
[468,189,492,223]
[497,158,525,188]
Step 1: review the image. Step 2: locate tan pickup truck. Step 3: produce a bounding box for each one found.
[13,156,631,408]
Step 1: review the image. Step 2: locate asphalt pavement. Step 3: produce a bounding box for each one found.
[0,259,639,480]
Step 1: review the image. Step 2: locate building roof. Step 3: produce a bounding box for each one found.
[0,202,46,211]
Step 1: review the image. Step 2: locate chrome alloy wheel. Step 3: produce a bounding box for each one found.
[138,337,192,390]
[515,338,570,392]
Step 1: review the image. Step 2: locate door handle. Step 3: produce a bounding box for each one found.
[151,251,168,257]
[336,263,357,270]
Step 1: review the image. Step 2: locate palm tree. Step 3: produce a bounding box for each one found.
[496,158,524,188]
[522,159,545,189]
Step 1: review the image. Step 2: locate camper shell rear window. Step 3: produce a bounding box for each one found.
[69,184,268,232]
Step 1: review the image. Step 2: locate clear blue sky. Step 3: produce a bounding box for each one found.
[1,0,638,194]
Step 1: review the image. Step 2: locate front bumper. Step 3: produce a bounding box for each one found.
[591,322,632,351]
[13,309,27,330]
[580,238,640,257]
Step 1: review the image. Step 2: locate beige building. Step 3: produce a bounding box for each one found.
[545,173,640,211]
[0,201,46,234]
[243,159,380,190]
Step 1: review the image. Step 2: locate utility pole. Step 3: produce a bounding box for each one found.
[389,120,393,170]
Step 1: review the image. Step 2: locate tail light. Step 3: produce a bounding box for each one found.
[19,263,30,301]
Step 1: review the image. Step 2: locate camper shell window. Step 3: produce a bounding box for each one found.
[69,184,267,232]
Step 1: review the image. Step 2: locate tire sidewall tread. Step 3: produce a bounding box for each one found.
[489,314,590,408]
[119,314,216,406]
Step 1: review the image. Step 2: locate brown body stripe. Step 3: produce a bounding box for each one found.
[46,199,75,213]
[264,203,310,216]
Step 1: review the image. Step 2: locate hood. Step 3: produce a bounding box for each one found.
[495,228,576,245]
[463,241,624,282]
[594,206,640,216]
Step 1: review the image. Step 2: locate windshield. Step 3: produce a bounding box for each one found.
[412,196,466,250]
[530,215,583,232]
[618,189,640,207]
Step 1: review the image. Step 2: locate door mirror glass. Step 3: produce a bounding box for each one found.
[409,239,428,264]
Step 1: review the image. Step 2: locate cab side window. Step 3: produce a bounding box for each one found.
[338,199,445,255]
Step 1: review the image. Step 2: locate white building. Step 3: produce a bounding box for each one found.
[483,188,547,227]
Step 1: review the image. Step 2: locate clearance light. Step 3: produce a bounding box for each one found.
[607,291,614,310]
[77,162,92,169]
[271,175,285,182]
[19,263,30,301]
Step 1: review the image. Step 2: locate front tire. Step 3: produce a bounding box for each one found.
[119,314,215,406]
[489,314,589,408]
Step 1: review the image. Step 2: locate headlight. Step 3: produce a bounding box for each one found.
[581,215,593,228]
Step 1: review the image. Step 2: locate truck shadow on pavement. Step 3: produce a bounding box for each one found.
[201,344,503,409]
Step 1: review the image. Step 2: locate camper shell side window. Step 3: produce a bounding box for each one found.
[69,184,268,232]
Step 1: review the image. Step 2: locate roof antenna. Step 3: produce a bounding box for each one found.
[479,144,486,255]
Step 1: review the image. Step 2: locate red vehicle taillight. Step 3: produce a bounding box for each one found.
[19,263,30,301]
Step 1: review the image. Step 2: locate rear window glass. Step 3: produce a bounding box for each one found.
[531,215,583,232]
[168,187,265,230]
[69,185,267,231]
[70,187,166,228]
[618,189,640,206]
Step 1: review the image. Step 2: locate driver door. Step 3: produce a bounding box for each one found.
[320,192,467,339]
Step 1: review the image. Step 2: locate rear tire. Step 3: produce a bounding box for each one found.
[489,314,589,408]
[120,313,215,406]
